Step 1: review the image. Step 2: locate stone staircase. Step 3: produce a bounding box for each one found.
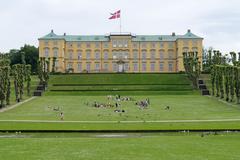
[33,82,46,96]
[198,80,210,96]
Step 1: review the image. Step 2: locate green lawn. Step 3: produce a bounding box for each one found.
[0,132,240,160]
[48,74,195,95]
[50,73,191,85]
[0,95,240,130]
[1,73,240,159]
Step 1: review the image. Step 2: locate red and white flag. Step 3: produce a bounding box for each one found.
[109,10,121,20]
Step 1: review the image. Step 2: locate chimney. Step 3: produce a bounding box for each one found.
[187,29,191,33]
[172,32,176,36]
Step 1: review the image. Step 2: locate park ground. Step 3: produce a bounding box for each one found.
[0,132,240,160]
[0,73,240,159]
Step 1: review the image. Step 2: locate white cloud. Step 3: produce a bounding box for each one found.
[0,0,240,53]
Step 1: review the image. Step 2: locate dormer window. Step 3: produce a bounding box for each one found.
[68,42,73,48]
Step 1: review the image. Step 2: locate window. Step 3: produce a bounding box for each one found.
[141,42,147,48]
[112,51,117,59]
[168,51,174,59]
[133,63,138,72]
[95,42,100,48]
[86,42,91,48]
[168,42,174,48]
[132,42,138,48]
[123,40,128,47]
[159,42,164,48]
[104,42,109,48]
[113,63,118,72]
[95,52,100,60]
[118,40,123,47]
[159,63,164,71]
[150,51,155,60]
[55,60,58,68]
[142,51,146,60]
[119,52,124,59]
[124,63,129,71]
[133,51,138,60]
[44,48,49,57]
[112,40,117,48]
[151,42,156,48]
[77,63,82,72]
[104,63,108,71]
[77,51,82,60]
[159,50,164,60]
[69,50,73,60]
[104,52,108,60]
[95,63,100,71]
[68,42,73,48]
[86,63,91,72]
[124,52,129,59]
[86,51,91,60]
[142,62,146,72]
[67,63,73,70]
[168,63,173,72]
[53,48,58,57]
[151,63,155,71]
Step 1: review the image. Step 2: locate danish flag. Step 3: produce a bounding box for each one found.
[109,10,121,20]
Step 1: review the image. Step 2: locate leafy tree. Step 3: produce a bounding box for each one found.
[52,57,57,73]
[12,65,19,102]
[0,57,11,107]
[8,45,38,73]
[26,65,32,96]
[183,51,201,89]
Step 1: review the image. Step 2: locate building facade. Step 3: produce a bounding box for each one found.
[38,29,203,73]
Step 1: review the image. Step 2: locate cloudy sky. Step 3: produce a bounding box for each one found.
[1,0,240,53]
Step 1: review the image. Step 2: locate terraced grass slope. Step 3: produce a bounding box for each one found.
[48,73,196,95]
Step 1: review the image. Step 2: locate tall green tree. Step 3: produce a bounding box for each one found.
[26,65,32,96]
[0,57,11,107]
[8,45,38,73]
[183,51,201,89]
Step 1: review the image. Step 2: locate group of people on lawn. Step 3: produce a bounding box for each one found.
[91,95,151,111]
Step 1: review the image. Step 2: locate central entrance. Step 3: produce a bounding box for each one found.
[116,59,125,73]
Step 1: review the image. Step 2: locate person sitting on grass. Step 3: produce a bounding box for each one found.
[60,112,64,120]
[53,107,60,111]
[165,106,170,110]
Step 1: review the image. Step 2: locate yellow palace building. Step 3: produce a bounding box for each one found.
[38,29,203,73]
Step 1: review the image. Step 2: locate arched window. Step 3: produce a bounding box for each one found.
[141,50,147,60]
[150,50,156,60]
[53,48,58,57]
[44,48,49,57]
[159,50,165,60]
[68,50,73,60]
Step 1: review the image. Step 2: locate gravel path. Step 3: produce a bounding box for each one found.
[0,97,37,113]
